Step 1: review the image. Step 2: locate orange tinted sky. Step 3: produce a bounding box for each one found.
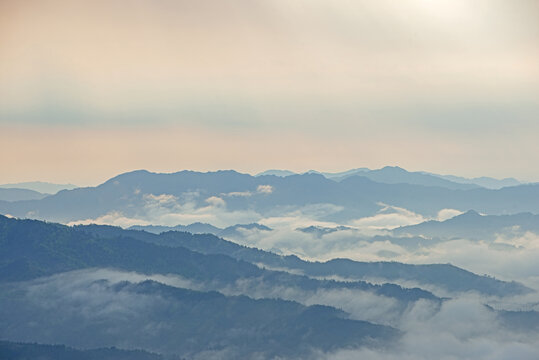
[1,0,538,185]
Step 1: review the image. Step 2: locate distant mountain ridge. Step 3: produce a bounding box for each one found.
[0,181,78,194]
[394,210,539,240]
[425,173,521,190]
[0,188,48,202]
[1,169,538,224]
[255,167,523,189]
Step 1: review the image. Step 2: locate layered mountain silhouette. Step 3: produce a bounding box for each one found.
[0,215,438,303]
[0,188,48,202]
[0,341,174,360]
[0,279,398,358]
[0,169,537,224]
[0,215,405,358]
[297,225,355,237]
[0,181,77,194]
[255,167,521,189]
[394,210,539,240]
[74,222,530,297]
[128,222,271,238]
[426,174,521,190]
[1,199,537,358]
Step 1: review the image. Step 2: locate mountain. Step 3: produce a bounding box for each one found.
[128,222,222,235]
[0,181,78,194]
[338,175,539,217]
[0,215,404,358]
[218,223,272,238]
[0,215,260,285]
[297,225,355,237]
[0,341,173,360]
[75,223,530,297]
[393,210,539,240]
[0,215,439,303]
[2,170,539,224]
[306,168,370,180]
[427,174,522,190]
[0,279,398,358]
[295,167,479,189]
[0,188,47,202]
[128,222,272,239]
[255,169,296,177]
[256,167,521,189]
[333,166,479,190]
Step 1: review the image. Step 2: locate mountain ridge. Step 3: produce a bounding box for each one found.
[2,170,539,224]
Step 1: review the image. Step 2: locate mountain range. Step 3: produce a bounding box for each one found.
[128,222,271,238]
[0,215,409,358]
[1,179,538,358]
[256,166,522,189]
[394,210,539,240]
[74,223,528,297]
[0,188,48,202]
[0,181,78,194]
[0,169,537,225]
[1,167,538,359]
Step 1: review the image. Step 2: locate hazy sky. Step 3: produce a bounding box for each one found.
[1,0,538,185]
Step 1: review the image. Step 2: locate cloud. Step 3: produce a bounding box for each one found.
[351,204,426,230]
[64,197,539,293]
[7,269,539,360]
[223,191,253,197]
[67,211,151,228]
[437,208,464,221]
[220,184,273,198]
[67,191,263,228]
[322,295,539,360]
[205,196,226,207]
[143,193,178,205]
[215,276,407,327]
[256,184,273,194]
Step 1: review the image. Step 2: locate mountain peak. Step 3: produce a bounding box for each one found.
[380,166,406,172]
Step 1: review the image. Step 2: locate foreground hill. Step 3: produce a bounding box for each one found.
[75,223,530,297]
[0,341,173,360]
[0,279,398,358]
[0,215,401,358]
[0,215,437,304]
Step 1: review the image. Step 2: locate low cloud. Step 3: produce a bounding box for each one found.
[4,269,538,360]
[65,199,539,293]
[68,191,262,228]
[256,184,273,194]
[223,191,253,197]
[351,204,426,230]
[220,184,273,198]
[322,295,539,360]
[437,208,464,221]
[67,211,151,228]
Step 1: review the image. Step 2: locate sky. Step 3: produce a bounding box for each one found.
[1,0,538,186]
